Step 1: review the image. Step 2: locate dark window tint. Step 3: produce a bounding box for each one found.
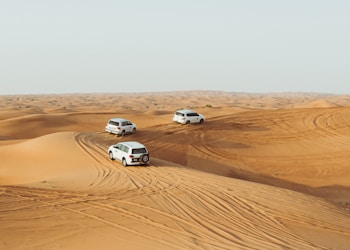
[109,121,119,126]
[132,148,147,154]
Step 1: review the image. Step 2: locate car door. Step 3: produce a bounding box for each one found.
[113,144,124,161]
[194,113,200,123]
[189,113,199,123]
[126,121,132,133]
[127,121,134,133]
[121,121,130,133]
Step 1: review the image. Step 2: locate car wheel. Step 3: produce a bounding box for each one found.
[132,128,136,134]
[121,131,125,137]
[199,119,204,124]
[186,120,190,125]
[109,151,114,160]
[122,158,127,167]
[141,154,149,163]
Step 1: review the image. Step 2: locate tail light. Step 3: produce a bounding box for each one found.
[129,155,134,158]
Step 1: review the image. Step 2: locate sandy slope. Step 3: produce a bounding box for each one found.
[0,92,349,250]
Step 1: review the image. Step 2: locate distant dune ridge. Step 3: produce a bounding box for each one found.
[0,91,349,250]
[294,99,341,108]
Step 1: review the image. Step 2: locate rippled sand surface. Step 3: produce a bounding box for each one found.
[0,91,349,249]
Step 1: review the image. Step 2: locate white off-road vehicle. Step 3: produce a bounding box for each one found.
[105,118,136,136]
[173,109,205,124]
[108,141,149,166]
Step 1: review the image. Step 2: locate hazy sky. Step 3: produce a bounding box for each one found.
[1,1,349,95]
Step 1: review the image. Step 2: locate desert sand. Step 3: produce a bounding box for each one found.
[0,91,349,250]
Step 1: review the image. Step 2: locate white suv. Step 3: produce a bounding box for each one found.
[105,118,136,136]
[173,109,205,124]
[108,141,150,166]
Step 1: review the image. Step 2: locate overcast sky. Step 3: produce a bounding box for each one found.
[1,0,349,95]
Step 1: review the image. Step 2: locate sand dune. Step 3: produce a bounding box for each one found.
[0,132,97,187]
[0,91,349,249]
[294,99,341,108]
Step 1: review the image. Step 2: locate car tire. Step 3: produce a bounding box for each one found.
[109,151,114,160]
[122,158,127,167]
[121,131,125,137]
[186,120,190,125]
[132,128,136,134]
[199,119,204,124]
[141,154,149,163]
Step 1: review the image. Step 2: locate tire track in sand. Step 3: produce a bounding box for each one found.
[71,132,321,249]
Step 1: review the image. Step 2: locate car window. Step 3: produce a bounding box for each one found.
[109,121,119,126]
[118,144,126,152]
[132,148,147,154]
[176,112,184,116]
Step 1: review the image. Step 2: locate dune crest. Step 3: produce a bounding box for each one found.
[295,99,341,108]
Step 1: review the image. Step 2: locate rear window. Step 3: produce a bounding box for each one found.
[132,148,147,154]
[109,120,119,126]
